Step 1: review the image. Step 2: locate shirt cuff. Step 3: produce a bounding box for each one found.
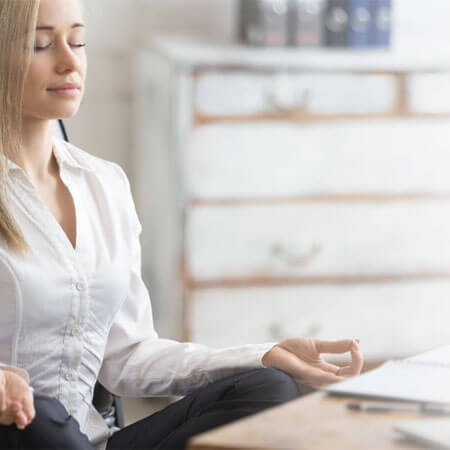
[258,342,278,368]
[0,364,31,384]
[231,342,278,368]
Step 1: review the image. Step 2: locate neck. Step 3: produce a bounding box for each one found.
[14,117,59,183]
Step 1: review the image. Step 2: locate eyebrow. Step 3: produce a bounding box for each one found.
[36,23,85,30]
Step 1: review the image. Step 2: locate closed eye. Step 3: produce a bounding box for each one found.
[34,43,87,51]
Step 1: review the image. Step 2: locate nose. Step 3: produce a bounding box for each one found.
[54,39,83,75]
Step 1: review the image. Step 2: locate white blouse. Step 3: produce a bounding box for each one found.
[0,135,276,450]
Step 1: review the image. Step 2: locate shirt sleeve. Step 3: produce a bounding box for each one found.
[0,364,30,384]
[96,165,277,397]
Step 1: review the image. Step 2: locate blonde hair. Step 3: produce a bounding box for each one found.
[0,0,39,256]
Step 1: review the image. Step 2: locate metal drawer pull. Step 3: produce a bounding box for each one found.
[265,86,311,113]
[271,242,321,267]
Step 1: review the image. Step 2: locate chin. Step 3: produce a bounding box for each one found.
[48,105,82,120]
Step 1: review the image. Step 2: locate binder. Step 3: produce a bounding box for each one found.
[240,0,290,47]
[369,0,391,47]
[240,0,264,45]
[325,0,350,47]
[348,0,372,47]
[261,0,290,46]
[290,0,326,47]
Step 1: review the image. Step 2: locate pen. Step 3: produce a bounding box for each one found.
[347,402,450,416]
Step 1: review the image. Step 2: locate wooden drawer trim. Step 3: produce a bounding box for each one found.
[194,111,450,125]
[189,193,450,207]
[184,273,450,290]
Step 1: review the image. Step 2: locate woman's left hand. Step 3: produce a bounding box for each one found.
[261,337,364,389]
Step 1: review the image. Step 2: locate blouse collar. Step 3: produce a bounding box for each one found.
[5,135,93,174]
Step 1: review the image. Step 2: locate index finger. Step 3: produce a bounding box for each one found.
[337,343,364,376]
[315,339,355,354]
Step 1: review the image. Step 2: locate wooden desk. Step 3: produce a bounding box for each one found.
[188,392,430,450]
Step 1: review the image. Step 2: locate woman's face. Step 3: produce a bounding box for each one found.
[22,0,87,121]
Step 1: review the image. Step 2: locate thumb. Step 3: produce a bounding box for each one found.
[0,373,5,413]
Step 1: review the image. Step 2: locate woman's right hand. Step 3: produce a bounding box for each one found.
[0,369,35,429]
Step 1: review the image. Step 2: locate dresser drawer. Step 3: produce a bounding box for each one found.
[186,201,450,281]
[186,119,450,199]
[194,71,395,117]
[190,281,450,360]
[408,73,450,114]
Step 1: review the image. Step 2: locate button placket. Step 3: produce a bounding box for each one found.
[65,272,87,394]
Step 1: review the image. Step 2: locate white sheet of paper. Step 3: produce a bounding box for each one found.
[323,344,450,404]
[394,419,450,449]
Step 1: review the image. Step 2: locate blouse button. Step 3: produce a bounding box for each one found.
[65,370,75,381]
[75,281,85,292]
[71,327,81,337]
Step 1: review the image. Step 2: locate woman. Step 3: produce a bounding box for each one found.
[0,0,364,449]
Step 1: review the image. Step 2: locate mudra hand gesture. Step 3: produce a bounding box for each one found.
[0,370,35,429]
[262,337,363,389]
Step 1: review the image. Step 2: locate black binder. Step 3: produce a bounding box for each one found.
[325,0,350,47]
[240,0,290,46]
[290,0,326,47]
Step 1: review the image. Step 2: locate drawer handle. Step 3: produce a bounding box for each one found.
[271,242,321,267]
[265,87,311,113]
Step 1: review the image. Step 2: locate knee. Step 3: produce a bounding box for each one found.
[239,368,301,403]
[260,368,302,401]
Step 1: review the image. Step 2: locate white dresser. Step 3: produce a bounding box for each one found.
[132,35,450,362]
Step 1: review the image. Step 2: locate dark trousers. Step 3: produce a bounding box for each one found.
[0,368,302,449]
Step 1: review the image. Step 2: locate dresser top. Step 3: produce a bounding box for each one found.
[140,35,450,72]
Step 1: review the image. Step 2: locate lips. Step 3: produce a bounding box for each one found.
[47,83,81,91]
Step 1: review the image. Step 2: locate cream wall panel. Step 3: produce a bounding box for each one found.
[135,0,237,41]
[65,100,131,173]
[83,50,132,103]
[83,0,140,50]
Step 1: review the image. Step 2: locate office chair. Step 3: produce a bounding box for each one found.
[53,119,125,430]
